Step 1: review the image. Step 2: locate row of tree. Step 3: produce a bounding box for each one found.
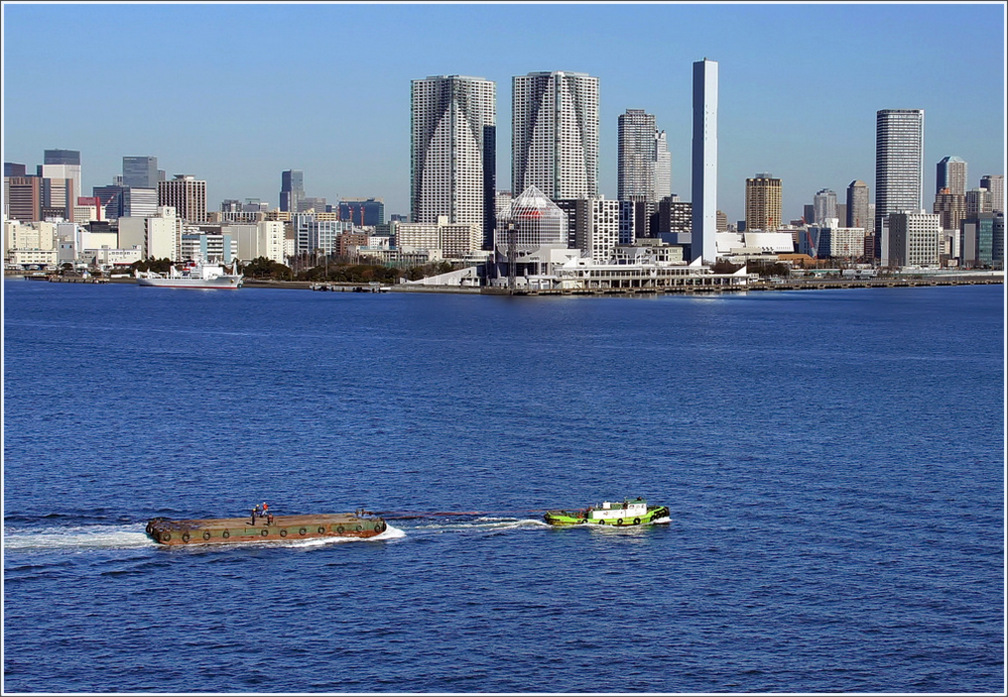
[124,257,459,284]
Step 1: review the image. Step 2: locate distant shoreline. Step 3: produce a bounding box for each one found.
[8,271,1002,296]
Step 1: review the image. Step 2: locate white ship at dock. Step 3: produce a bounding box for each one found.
[135,260,243,289]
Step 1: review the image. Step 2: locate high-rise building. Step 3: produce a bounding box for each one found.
[959,213,998,268]
[617,109,671,203]
[411,75,496,249]
[745,173,782,231]
[92,184,125,221]
[298,196,328,214]
[654,131,671,202]
[42,149,81,215]
[121,188,159,219]
[339,198,385,226]
[846,180,871,231]
[813,189,837,225]
[691,58,718,262]
[887,210,941,267]
[936,156,967,196]
[512,71,598,201]
[980,175,1004,213]
[994,213,1005,267]
[158,175,207,222]
[933,189,967,232]
[494,191,513,224]
[4,176,42,222]
[122,156,158,189]
[557,198,635,262]
[658,197,692,234]
[966,188,991,217]
[716,209,728,232]
[280,170,304,213]
[44,149,80,166]
[875,109,924,237]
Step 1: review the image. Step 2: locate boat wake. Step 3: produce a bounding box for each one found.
[404,516,549,534]
[3,523,153,552]
[255,523,408,548]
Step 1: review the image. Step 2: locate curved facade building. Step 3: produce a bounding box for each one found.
[512,71,599,200]
[411,75,496,249]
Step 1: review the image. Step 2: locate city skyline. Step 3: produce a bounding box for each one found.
[2,3,1005,223]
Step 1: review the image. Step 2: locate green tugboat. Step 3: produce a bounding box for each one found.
[544,497,669,527]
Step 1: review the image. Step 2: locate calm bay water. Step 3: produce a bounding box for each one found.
[2,279,1004,693]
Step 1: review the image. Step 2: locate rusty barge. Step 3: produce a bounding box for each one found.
[145,512,387,546]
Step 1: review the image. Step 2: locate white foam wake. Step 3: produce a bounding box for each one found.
[406,517,549,532]
[270,522,408,547]
[3,524,153,551]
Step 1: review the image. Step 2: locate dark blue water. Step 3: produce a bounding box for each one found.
[3,280,1003,693]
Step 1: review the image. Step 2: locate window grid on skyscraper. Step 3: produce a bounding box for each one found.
[512,71,599,201]
[411,75,496,250]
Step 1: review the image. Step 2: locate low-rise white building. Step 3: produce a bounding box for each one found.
[180,228,237,263]
[118,206,180,261]
[396,222,439,253]
[293,213,350,256]
[4,220,59,267]
[73,203,100,223]
[224,222,284,264]
[147,208,181,261]
[86,245,143,269]
[799,218,866,259]
[8,248,60,267]
[396,216,480,259]
[489,251,753,292]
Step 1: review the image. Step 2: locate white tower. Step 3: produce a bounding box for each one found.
[691,59,718,263]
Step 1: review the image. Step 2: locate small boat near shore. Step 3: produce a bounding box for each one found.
[135,260,243,289]
[544,497,669,527]
[146,511,387,546]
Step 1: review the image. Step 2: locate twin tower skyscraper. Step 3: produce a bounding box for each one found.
[410,63,719,262]
[410,71,599,252]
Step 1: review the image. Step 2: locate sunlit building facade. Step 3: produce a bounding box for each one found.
[512,71,599,201]
[411,75,496,249]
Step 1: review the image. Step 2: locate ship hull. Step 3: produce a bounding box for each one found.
[146,513,386,545]
[136,276,242,289]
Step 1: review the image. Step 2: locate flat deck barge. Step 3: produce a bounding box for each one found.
[146,513,387,546]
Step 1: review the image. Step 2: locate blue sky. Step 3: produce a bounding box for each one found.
[3,3,1005,223]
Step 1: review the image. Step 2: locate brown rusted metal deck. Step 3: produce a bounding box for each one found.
[146,513,387,545]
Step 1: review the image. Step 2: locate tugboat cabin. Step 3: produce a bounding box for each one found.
[586,497,648,522]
